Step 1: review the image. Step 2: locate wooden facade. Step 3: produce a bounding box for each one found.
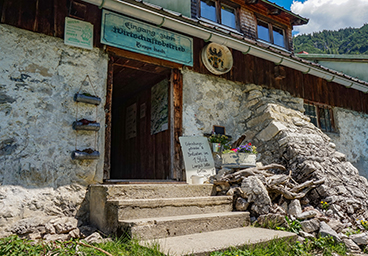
[192,38,368,114]
[0,0,102,46]
[1,0,366,115]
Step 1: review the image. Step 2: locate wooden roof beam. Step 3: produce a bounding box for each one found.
[244,0,258,4]
[269,8,281,15]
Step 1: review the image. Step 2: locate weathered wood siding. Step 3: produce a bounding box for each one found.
[1,0,367,115]
[192,38,368,114]
[0,0,101,47]
[110,76,171,180]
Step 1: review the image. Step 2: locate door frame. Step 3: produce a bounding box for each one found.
[103,46,184,181]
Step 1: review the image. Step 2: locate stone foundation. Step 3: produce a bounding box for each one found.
[0,24,108,236]
[331,108,368,177]
[182,69,368,178]
[182,69,368,220]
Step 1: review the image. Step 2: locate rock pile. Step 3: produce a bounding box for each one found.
[8,215,109,244]
[243,102,368,220]
[215,99,368,252]
[212,163,368,253]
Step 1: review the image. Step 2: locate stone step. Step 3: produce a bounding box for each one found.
[142,227,297,256]
[90,184,216,200]
[114,196,233,220]
[121,211,250,240]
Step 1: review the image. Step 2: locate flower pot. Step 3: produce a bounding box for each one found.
[222,153,256,167]
[212,143,222,153]
[74,93,101,105]
[191,175,205,185]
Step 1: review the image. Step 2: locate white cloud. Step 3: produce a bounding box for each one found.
[291,0,368,35]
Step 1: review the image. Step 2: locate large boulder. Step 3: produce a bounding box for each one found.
[288,199,302,217]
[300,218,320,233]
[350,233,368,245]
[319,221,341,242]
[241,176,271,215]
[256,213,288,229]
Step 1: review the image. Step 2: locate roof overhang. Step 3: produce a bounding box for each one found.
[258,0,309,26]
[296,54,368,63]
[81,0,368,94]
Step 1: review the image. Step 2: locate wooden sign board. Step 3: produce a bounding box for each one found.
[179,136,215,184]
[126,103,137,139]
[101,10,193,66]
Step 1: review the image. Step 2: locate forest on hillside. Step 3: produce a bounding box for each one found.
[293,24,368,54]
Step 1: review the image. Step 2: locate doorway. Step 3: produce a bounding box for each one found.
[110,56,172,179]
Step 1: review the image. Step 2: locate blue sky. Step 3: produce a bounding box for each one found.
[199,0,367,35]
[270,0,368,35]
[272,0,299,10]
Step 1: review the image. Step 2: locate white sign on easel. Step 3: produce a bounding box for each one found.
[179,136,216,184]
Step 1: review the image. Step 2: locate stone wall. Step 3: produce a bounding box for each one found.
[182,69,248,138]
[331,108,368,177]
[182,70,367,177]
[0,24,108,236]
[182,69,368,222]
[182,69,304,142]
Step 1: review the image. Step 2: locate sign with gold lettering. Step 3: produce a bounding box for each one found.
[101,10,193,66]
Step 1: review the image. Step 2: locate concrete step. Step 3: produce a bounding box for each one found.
[90,184,216,200]
[121,211,250,240]
[115,196,233,220]
[142,227,297,256]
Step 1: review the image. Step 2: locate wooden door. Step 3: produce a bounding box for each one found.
[110,58,171,179]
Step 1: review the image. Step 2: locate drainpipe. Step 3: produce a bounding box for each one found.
[81,0,368,93]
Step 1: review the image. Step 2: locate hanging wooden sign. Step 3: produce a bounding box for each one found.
[101,10,193,66]
[126,103,137,140]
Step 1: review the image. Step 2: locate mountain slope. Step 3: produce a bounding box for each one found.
[293,24,368,54]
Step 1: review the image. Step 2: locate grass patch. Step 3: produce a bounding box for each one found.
[0,235,165,256]
[211,236,348,256]
[0,233,348,256]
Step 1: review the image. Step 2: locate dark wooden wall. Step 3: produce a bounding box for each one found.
[0,0,102,47]
[109,54,172,180]
[192,38,368,114]
[110,80,171,180]
[1,0,367,115]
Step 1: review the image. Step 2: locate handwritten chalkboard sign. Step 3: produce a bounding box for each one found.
[179,136,215,184]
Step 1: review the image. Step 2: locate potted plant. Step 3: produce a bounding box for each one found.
[222,143,257,167]
[208,134,230,152]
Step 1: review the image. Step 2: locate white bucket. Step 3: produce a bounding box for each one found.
[191,175,205,185]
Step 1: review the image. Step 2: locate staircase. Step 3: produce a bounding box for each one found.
[89,184,250,239]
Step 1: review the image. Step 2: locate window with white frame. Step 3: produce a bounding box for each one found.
[199,0,238,30]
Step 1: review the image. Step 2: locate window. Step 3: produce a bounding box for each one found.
[257,19,286,48]
[304,102,336,133]
[199,0,238,30]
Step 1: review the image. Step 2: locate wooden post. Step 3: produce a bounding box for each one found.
[172,69,183,180]
[103,56,114,180]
